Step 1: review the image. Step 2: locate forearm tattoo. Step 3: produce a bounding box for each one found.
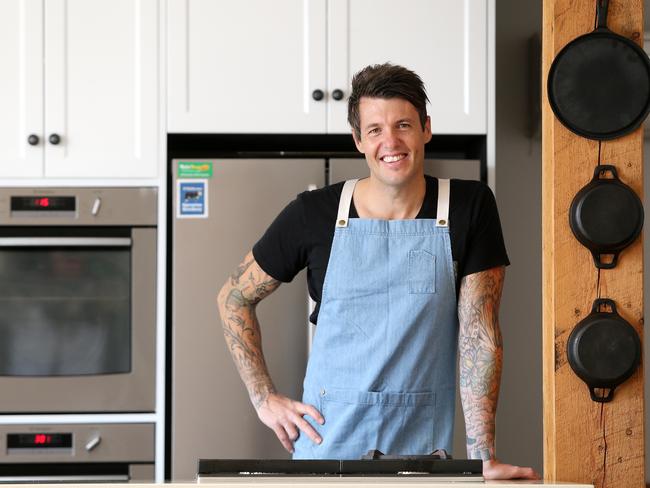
[457,266,504,461]
[218,252,281,408]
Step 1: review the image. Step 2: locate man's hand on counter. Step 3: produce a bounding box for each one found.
[256,392,325,453]
[483,459,540,480]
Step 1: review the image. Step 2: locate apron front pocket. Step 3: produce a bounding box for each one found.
[315,388,436,459]
[408,250,436,294]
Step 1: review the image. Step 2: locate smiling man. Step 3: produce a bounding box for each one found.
[218,63,537,480]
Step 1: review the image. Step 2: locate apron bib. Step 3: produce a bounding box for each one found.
[294,178,458,459]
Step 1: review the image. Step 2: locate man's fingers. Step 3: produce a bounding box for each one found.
[518,467,540,480]
[295,402,324,425]
[283,422,300,442]
[271,425,294,453]
[291,414,322,444]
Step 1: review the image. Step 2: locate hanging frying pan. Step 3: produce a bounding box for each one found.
[569,165,643,268]
[547,0,650,140]
[567,298,641,402]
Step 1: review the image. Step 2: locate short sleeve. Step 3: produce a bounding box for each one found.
[252,195,309,283]
[460,184,510,277]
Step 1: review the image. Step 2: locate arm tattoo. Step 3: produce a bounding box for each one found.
[217,252,281,408]
[457,266,504,461]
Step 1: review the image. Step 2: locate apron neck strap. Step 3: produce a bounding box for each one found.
[336,179,359,228]
[336,178,451,227]
[436,179,450,227]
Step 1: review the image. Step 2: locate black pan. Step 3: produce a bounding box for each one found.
[547,0,650,140]
[567,298,641,402]
[569,165,643,269]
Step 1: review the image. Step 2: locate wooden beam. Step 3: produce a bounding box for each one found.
[542,1,645,487]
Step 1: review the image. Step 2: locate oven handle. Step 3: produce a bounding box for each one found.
[0,237,132,247]
[0,475,130,482]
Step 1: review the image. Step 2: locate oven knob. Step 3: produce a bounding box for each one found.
[85,435,101,452]
[91,197,102,216]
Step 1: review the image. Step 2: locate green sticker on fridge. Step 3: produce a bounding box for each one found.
[178,161,213,178]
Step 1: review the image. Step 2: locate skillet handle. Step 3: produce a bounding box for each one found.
[596,0,609,30]
[591,297,617,314]
[589,386,615,403]
[591,251,620,269]
[592,164,618,181]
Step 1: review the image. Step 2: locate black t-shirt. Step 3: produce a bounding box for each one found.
[253,175,509,324]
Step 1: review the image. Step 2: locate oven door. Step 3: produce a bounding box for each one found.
[0,227,156,413]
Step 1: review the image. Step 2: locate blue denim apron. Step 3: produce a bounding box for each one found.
[293,178,458,460]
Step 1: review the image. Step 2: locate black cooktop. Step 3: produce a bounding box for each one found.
[197,455,482,478]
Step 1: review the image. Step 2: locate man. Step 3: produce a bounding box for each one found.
[218,64,537,480]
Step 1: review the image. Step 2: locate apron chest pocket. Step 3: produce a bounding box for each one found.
[408,250,436,294]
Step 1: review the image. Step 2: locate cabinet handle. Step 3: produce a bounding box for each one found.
[48,134,61,145]
[312,89,324,101]
[27,134,40,146]
[332,89,344,101]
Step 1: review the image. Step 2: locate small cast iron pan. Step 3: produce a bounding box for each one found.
[567,298,641,403]
[547,0,650,140]
[569,165,643,269]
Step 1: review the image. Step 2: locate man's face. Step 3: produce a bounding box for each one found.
[352,97,432,189]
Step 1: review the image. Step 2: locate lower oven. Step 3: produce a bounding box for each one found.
[0,423,154,482]
[0,187,157,413]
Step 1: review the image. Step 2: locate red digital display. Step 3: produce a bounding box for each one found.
[33,434,52,444]
[7,433,72,449]
[11,196,75,212]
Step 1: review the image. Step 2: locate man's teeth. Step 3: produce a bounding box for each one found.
[383,154,405,163]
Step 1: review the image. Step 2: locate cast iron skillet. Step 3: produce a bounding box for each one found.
[569,165,643,269]
[547,0,650,140]
[567,298,641,403]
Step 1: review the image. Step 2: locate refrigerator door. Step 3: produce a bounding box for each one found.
[329,158,481,184]
[172,159,324,481]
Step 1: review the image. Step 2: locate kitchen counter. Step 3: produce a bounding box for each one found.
[193,479,591,487]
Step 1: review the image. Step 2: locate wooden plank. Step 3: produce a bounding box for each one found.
[542,1,645,487]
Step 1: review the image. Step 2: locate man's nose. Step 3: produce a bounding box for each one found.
[381,128,400,147]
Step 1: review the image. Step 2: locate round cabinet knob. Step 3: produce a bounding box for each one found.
[312,89,324,101]
[332,89,344,101]
[48,134,61,145]
[27,134,39,146]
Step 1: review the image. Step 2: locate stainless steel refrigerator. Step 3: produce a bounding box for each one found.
[170,157,480,481]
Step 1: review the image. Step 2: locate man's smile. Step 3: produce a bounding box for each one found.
[380,153,407,163]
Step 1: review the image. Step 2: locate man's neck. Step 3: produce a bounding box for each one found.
[353,176,426,220]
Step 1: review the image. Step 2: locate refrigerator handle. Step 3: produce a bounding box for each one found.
[306,184,318,356]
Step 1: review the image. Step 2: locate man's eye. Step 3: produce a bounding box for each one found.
[398,123,411,129]
[368,128,380,135]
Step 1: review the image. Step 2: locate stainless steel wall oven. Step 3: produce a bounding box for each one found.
[0,188,157,413]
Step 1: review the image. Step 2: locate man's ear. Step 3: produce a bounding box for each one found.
[423,116,432,143]
[352,131,364,153]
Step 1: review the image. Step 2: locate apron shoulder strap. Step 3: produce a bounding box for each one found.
[436,179,450,227]
[336,179,359,228]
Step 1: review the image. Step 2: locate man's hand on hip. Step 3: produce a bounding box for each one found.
[256,392,324,453]
[482,460,540,480]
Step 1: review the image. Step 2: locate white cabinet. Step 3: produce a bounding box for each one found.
[0,0,160,179]
[168,0,487,135]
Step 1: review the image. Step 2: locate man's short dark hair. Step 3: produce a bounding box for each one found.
[347,63,429,140]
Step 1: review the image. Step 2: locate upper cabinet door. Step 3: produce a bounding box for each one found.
[0,0,44,177]
[44,0,159,178]
[167,0,327,133]
[328,0,487,134]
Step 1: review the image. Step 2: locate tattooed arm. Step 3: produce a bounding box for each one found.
[217,251,323,453]
[457,266,537,480]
